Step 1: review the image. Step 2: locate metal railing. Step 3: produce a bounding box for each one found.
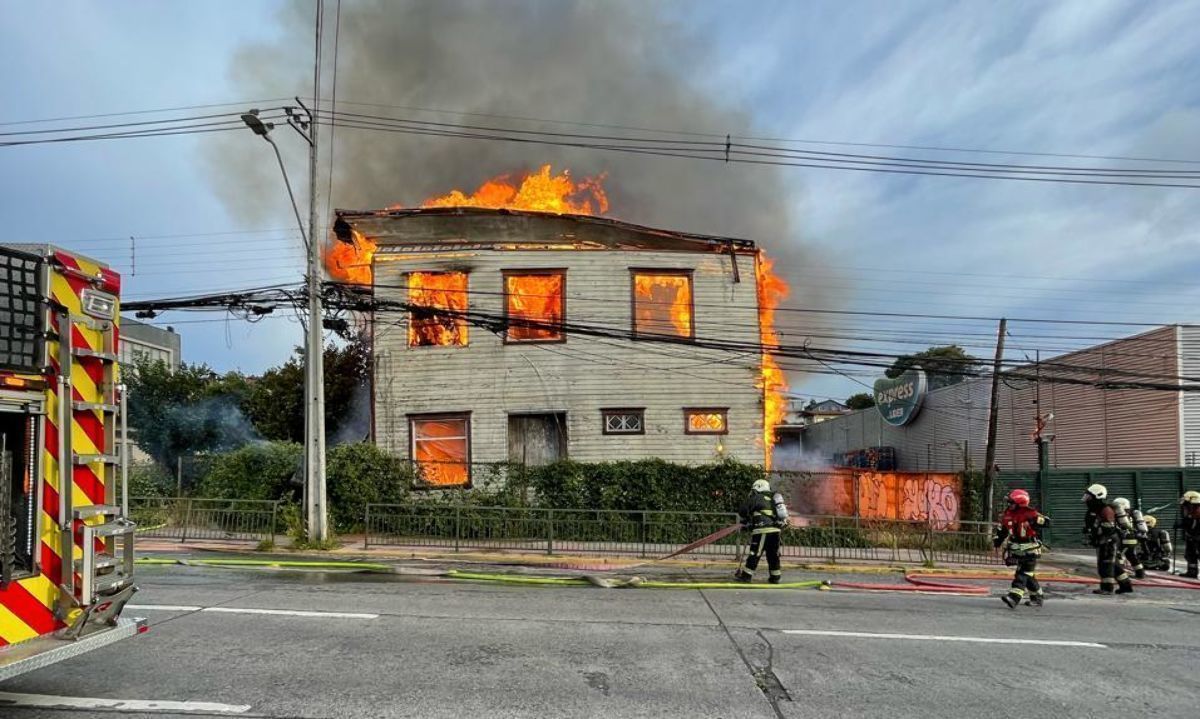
[364,504,1000,565]
[364,505,743,557]
[129,497,279,544]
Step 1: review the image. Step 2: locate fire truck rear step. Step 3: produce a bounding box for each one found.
[73,505,121,521]
[0,617,146,682]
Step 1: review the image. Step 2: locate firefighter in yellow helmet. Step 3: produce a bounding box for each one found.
[733,478,787,584]
[1082,484,1133,594]
[1112,498,1146,579]
[1181,491,1200,579]
[1141,515,1173,572]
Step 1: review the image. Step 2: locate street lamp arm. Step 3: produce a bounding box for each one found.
[261,134,310,253]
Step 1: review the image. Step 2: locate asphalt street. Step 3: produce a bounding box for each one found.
[2,564,1198,718]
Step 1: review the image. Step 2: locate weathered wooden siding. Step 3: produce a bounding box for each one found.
[1182,325,1200,466]
[373,247,764,475]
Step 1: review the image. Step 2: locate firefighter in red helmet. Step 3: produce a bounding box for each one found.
[993,489,1050,608]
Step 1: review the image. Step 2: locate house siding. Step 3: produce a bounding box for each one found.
[373,246,764,476]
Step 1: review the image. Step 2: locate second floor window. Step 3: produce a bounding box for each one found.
[631,270,693,339]
[504,270,565,342]
[408,271,469,347]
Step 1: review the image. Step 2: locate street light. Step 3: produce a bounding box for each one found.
[241,108,328,543]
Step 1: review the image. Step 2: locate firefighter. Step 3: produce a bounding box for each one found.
[733,478,786,584]
[1141,515,1173,572]
[1181,491,1200,579]
[992,489,1050,608]
[1082,484,1134,594]
[1112,498,1146,579]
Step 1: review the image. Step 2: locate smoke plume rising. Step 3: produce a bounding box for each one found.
[204,0,809,285]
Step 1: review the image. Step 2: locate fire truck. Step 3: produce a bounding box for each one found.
[0,244,141,681]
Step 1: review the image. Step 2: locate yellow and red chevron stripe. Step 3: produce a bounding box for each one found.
[0,250,119,647]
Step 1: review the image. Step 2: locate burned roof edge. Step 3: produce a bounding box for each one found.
[333,206,758,253]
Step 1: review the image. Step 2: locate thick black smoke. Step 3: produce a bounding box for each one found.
[204,0,808,277]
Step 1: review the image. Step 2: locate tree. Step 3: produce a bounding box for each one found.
[845,392,875,410]
[886,345,981,390]
[125,358,255,469]
[242,334,372,444]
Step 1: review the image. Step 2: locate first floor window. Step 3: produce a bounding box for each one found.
[684,408,728,434]
[410,413,470,487]
[602,408,645,435]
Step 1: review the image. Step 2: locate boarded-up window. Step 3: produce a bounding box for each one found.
[408,272,468,347]
[410,414,470,487]
[602,408,645,435]
[685,408,728,435]
[504,271,565,342]
[632,271,693,339]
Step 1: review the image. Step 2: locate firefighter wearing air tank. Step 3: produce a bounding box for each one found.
[733,479,788,584]
[1181,491,1200,579]
[1112,498,1146,579]
[1141,515,1173,572]
[992,489,1049,609]
[1082,484,1134,595]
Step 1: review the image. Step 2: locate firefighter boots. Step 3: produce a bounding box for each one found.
[1001,594,1019,609]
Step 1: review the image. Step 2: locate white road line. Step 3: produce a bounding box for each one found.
[780,629,1106,648]
[126,604,203,612]
[202,606,379,619]
[0,691,251,714]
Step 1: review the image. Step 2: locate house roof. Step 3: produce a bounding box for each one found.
[333,206,757,255]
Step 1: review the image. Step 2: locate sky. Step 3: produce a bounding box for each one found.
[2,0,1198,402]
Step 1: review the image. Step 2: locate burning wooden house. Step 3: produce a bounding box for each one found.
[330,169,787,488]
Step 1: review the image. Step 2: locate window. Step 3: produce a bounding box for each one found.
[631,270,693,339]
[684,408,728,435]
[408,272,469,347]
[409,414,471,487]
[602,408,645,435]
[504,270,565,342]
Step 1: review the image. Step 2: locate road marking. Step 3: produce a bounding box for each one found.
[0,692,250,714]
[780,629,1106,648]
[126,604,203,612]
[202,607,379,619]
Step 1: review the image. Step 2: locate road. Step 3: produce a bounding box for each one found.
[2,563,1198,718]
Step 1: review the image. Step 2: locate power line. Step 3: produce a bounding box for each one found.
[0,98,291,128]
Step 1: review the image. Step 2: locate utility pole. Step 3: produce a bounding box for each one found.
[982,317,1007,522]
[304,1,328,543]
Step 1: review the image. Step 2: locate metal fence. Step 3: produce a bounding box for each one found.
[129,497,279,544]
[364,504,1000,565]
[364,505,743,557]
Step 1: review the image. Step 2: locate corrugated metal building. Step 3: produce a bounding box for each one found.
[792,325,1200,472]
[339,208,768,487]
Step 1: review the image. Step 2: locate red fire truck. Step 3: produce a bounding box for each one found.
[0,244,141,681]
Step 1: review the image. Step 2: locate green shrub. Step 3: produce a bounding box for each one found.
[196,442,302,500]
[128,462,173,498]
[326,442,413,531]
[526,458,762,514]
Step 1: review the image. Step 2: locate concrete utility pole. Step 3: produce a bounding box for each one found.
[304,1,328,543]
[982,317,1007,522]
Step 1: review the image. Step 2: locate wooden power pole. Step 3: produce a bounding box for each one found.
[982,317,1007,522]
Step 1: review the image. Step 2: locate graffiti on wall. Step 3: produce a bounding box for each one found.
[776,470,963,528]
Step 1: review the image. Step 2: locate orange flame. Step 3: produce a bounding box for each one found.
[505,273,565,341]
[633,273,693,338]
[408,271,469,347]
[421,164,609,215]
[756,253,790,467]
[324,165,608,284]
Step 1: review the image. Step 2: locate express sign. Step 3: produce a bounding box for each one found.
[874,370,928,426]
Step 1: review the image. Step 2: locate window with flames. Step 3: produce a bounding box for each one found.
[409,414,470,487]
[631,271,693,339]
[408,271,469,347]
[504,271,565,342]
[684,408,728,435]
